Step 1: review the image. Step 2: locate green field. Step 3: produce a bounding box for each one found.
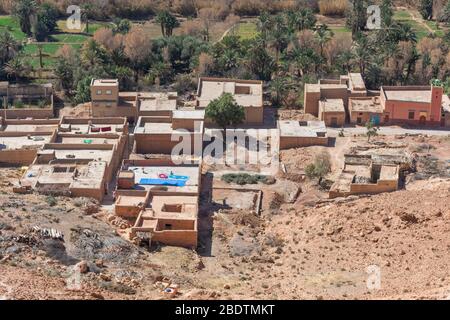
[0,16,95,70]
[329,25,351,34]
[393,9,433,40]
[0,16,27,40]
[235,22,258,40]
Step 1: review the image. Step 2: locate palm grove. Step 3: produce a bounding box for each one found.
[1,0,450,109]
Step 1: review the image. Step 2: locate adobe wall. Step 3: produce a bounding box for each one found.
[280,136,329,150]
[245,107,264,124]
[321,112,346,127]
[92,105,137,121]
[90,84,119,102]
[304,91,320,116]
[134,133,201,155]
[151,230,197,248]
[138,110,173,118]
[70,186,105,202]
[5,119,60,126]
[0,149,38,165]
[4,108,54,119]
[350,111,376,124]
[115,202,143,217]
[383,100,436,121]
[61,117,127,126]
[43,143,114,150]
[350,180,398,194]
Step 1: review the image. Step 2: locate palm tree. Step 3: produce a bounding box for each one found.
[155,11,179,37]
[155,11,167,37]
[352,34,374,76]
[81,3,94,34]
[165,14,179,37]
[12,0,37,36]
[396,23,417,43]
[37,43,43,68]
[270,76,289,107]
[4,57,28,82]
[296,8,317,31]
[314,24,334,58]
[288,45,318,77]
[336,50,355,73]
[257,11,272,47]
[0,32,20,63]
[269,14,288,64]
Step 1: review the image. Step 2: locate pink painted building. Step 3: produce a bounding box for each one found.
[380,85,443,126]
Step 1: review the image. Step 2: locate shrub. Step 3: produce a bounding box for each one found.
[37,100,47,108]
[45,196,57,207]
[305,151,331,182]
[221,173,275,185]
[173,74,196,93]
[318,0,348,16]
[13,100,24,109]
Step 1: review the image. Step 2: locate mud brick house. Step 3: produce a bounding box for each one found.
[133,110,205,155]
[0,117,59,165]
[379,84,444,126]
[304,73,367,118]
[196,77,264,125]
[90,79,177,123]
[114,156,202,248]
[15,117,128,201]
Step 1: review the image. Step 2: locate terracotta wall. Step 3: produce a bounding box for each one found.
[151,229,197,248]
[321,112,346,127]
[0,149,38,165]
[4,108,54,119]
[134,133,202,155]
[92,105,136,120]
[280,136,329,150]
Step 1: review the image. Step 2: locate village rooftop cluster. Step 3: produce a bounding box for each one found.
[1,73,449,248]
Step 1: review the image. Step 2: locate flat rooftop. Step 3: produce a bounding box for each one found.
[305,83,348,93]
[348,73,366,91]
[135,117,203,134]
[41,146,114,162]
[380,165,399,181]
[21,161,106,190]
[383,87,432,103]
[320,99,345,112]
[279,120,327,138]
[91,79,119,87]
[173,110,205,119]
[56,136,119,144]
[197,78,263,108]
[1,124,58,133]
[139,92,178,112]
[0,135,51,150]
[120,163,200,194]
[59,123,124,134]
[350,97,383,113]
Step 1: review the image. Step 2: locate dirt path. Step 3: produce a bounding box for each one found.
[397,6,434,33]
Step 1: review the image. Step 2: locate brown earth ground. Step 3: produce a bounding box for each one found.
[0,133,449,300]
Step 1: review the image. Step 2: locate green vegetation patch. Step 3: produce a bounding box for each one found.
[221,173,276,185]
[0,16,27,40]
[235,22,258,40]
[50,33,89,43]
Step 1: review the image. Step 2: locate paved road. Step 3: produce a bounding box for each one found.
[327,126,450,137]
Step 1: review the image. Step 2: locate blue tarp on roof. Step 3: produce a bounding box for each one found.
[139,178,186,187]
